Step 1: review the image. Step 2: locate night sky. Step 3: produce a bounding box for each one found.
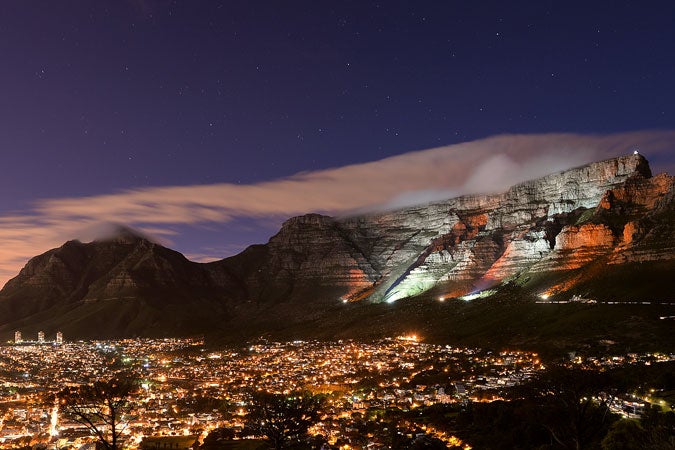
[0,1,674,285]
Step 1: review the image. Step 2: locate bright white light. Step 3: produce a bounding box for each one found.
[458,289,497,302]
[438,296,445,302]
[341,298,348,304]
[633,149,639,155]
[49,398,59,437]
[539,293,550,300]
[384,291,406,303]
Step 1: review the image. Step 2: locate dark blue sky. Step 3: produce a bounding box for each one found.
[0,1,673,280]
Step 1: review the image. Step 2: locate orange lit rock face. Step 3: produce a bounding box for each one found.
[540,223,616,271]
[622,221,639,245]
[601,173,673,212]
[465,213,488,230]
[555,224,615,250]
[607,173,675,265]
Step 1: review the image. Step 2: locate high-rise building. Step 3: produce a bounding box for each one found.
[38,331,45,343]
[55,331,63,345]
[14,331,22,344]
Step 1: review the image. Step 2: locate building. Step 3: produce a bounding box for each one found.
[38,331,45,343]
[55,331,63,345]
[14,331,22,344]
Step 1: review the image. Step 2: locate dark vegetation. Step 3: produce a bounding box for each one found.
[57,375,138,450]
[227,275,675,359]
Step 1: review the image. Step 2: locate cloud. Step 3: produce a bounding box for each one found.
[0,130,673,287]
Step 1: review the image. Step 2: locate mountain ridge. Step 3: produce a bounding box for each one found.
[1,153,673,350]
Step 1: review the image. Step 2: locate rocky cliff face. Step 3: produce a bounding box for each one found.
[1,153,673,339]
[223,153,671,304]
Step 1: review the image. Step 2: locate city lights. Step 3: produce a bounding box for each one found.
[0,337,670,448]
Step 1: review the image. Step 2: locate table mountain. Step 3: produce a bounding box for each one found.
[1,153,673,345]
[216,152,672,304]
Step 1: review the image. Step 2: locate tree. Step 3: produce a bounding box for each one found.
[636,406,675,449]
[58,375,137,450]
[523,366,617,450]
[601,419,647,450]
[201,427,238,450]
[602,408,675,450]
[244,390,323,450]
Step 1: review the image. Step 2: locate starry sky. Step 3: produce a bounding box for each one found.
[0,1,674,285]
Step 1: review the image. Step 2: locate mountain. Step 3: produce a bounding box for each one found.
[0,227,248,338]
[1,153,674,352]
[215,153,673,304]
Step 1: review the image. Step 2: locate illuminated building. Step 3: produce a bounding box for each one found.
[14,330,22,344]
[55,331,63,344]
[38,331,45,343]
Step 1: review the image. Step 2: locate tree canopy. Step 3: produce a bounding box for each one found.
[244,390,324,450]
[59,375,137,450]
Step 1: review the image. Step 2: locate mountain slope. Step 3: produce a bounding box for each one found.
[0,229,247,338]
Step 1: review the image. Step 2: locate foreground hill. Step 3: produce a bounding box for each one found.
[1,153,673,353]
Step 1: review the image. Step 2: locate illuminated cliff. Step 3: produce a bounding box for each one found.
[1,153,673,339]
